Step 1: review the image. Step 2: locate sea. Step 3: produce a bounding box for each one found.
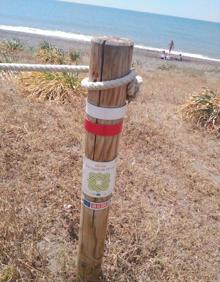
[0,0,220,61]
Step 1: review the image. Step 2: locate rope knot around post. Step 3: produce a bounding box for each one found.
[81,69,143,103]
[127,74,143,103]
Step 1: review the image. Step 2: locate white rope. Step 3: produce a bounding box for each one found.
[81,70,137,91]
[0,63,89,73]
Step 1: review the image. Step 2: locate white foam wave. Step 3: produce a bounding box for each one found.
[0,25,219,62]
[0,25,92,42]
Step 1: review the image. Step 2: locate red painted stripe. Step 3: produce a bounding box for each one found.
[84,119,123,136]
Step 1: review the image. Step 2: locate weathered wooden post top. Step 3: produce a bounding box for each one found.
[77,36,138,281]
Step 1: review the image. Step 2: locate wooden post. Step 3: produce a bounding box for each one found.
[77,37,134,281]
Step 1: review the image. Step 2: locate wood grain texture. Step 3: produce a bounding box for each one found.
[77,37,133,282]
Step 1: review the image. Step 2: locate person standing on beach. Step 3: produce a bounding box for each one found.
[169,40,174,54]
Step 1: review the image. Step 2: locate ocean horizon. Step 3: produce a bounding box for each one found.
[0,0,220,61]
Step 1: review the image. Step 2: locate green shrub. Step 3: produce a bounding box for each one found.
[69,49,80,63]
[0,38,23,52]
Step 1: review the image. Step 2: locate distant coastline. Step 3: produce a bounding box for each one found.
[1,0,220,61]
[1,25,220,63]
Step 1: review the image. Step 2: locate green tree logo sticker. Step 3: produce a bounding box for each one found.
[88,172,110,192]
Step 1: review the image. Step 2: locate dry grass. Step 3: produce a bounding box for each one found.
[0,81,84,281]
[0,50,220,281]
[0,265,20,282]
[36,41,66,64]
[182,88,220,135]
[17,71,86,103]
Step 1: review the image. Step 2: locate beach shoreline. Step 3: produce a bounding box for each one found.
[0,29,220,72]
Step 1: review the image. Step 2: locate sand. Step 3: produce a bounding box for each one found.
[1,29,220,72]
[0,31,220,281]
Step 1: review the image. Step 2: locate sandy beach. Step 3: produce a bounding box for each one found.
[0,30,220,281]
[1,29,220,72]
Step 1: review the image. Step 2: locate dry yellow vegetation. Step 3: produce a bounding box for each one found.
[182,88,220,135]
[17,71,85,103]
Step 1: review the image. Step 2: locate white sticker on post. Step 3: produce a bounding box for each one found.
[82,157,117,198]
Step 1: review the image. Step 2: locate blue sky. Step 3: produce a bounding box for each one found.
[59,0,220,23]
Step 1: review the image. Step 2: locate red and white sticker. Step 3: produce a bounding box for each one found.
[82,198,111,210]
